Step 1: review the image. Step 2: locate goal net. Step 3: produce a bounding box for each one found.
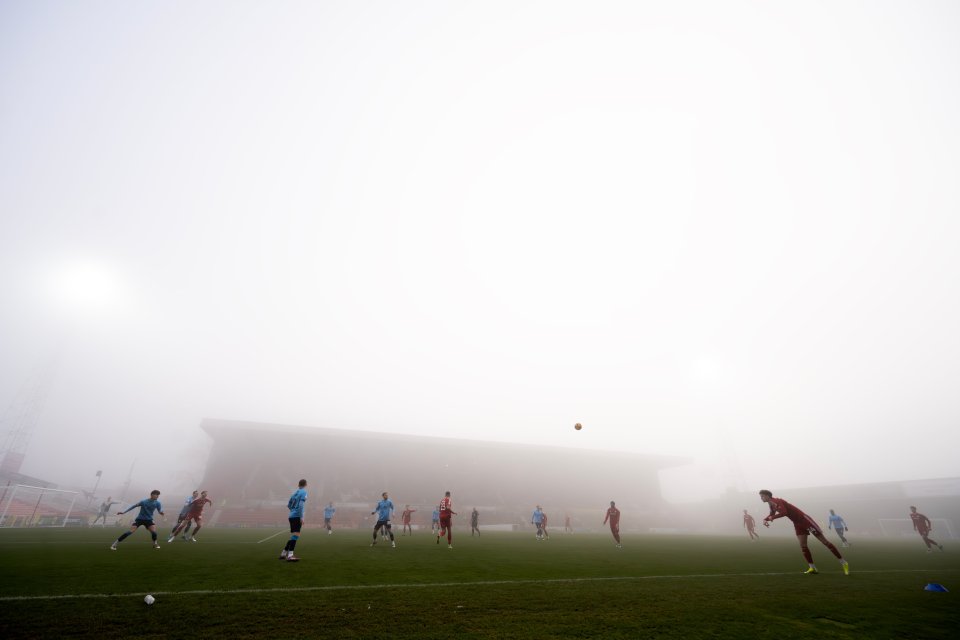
[878,518,957,540]
[0,484,80,527]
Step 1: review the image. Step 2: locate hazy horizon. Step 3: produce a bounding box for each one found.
[2,1,959,504]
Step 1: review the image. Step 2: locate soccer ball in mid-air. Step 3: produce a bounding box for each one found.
[144,595,155,605]
[574,423,582,431]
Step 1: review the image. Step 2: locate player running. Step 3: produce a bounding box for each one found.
[471,507,480,537]
[172,491,198,540]
[531,505,545,540]
[743,509,759,540]
[827,509,850,547]
[760,490,849,574]
[111,490,165,550]
[279,479,307,562]
[323,503,336,534]
[400,504,416,536]
[910,506,944,552]
[370,491,396,547]
[168,491,212,542]
[603,501,622,548]
[437,491,457,548]
[92,497,118,526]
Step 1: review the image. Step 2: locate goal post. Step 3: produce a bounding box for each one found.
[878,518,957,540]
[0,484,80,527]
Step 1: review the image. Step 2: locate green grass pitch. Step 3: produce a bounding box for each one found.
[0,527,956,638]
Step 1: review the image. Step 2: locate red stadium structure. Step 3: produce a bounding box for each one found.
[198,418,688,530]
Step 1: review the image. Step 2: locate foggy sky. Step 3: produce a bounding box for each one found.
[1,1,958,503]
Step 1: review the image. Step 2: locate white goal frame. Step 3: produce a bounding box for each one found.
[0,484,80,528]
[878,518,957,540]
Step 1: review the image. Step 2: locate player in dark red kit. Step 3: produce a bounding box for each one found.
[910,506,944,552]
[743,509,759,540]
[760,490,848,574]
[437,491,457,549]
[603,501,622,548]
[400,505,417,536]
[169,490,212,542]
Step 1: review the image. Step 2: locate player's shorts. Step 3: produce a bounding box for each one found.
[917,528,930,536]
[375,519,391,529]
[289,517,303,533]
[133,518,155,528]
[324,518,332,526]
[792,515,822,536]
[187,513,203,523]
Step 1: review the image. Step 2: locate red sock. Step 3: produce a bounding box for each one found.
[822,539,842,559]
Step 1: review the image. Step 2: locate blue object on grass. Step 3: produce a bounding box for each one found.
[924,583,948,592]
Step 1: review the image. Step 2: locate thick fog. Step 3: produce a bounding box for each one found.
[1,1,958,505]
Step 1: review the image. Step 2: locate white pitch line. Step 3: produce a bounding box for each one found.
[0,538,128,549]
[0,569,952,603]
[255,530,288,544]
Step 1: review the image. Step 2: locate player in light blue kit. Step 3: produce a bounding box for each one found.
[323,503,336,535]
[111,490,164,550]
[827,509,850,547]
[531,505,545,540]
[280,479,307,562]
[370,491,396,547]
[431,507,440,535]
